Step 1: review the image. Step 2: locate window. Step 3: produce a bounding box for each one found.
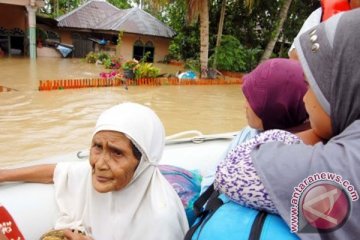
[144,41,154,62]
[132,40,154,62]
[133,40,144,61]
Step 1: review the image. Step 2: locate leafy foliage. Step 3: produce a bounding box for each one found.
[122,59,139,71]
[40,0,320,72]
[104,56,122,69]
[122,56,160,79]
[209,35,261,72]
[166,1,200,61]
[184,59,201,73]
[40,0,131,17]
[97,52,110,62]
[107,0,131,9]
[40,0,84,17]
[85,51,98,64]
[135,63,160,79]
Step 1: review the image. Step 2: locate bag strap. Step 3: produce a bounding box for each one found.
[193,183,215,217]
[248,211,268,240]
[184,184,224,240]
[183,211,206,240]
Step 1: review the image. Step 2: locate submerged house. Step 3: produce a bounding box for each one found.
[53,0,176,62]
[0,0,45,59]
[0,0,175,61]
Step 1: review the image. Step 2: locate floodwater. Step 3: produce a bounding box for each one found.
[0,57,246,167]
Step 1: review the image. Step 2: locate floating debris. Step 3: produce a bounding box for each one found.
[0,85,17,92]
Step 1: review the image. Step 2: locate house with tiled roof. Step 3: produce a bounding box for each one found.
[54,0,176,61]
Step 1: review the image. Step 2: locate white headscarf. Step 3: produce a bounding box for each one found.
[53,102,189,239]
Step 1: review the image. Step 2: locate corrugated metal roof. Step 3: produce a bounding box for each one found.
[56,0,175,38]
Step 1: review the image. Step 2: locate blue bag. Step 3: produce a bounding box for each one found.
[184,184,299,240]
[159,164,202,225]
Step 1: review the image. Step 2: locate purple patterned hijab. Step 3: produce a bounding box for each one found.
[242,58,308,130]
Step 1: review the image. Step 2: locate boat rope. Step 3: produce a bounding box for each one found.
[165,130,238,145]
[77,150,89,159]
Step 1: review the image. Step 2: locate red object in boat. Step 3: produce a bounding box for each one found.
[0,205,25,240]
[321,0,351,21]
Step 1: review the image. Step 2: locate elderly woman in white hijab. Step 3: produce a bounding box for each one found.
[0,102,189,240]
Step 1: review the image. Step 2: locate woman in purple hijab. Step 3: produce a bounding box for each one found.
[242,58,309,132]
[201,58,311,193]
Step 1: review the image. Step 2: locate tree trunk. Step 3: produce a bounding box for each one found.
[56,0,59,17]
[212,0,226,69]
[260,0,293,62]
[199,0,209,78]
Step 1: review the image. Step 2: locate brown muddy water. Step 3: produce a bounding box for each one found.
[0,57,247,167]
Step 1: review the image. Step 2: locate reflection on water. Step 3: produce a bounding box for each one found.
[0,58,246,167]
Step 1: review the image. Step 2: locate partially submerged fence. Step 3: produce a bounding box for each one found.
[38,77,243,91]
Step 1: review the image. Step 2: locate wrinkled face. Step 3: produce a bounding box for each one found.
[303,88,333,140]
[244,98,263,130]
[90,131,139,193]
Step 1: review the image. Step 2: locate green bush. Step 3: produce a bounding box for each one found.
[85,51,112,65]
[97,52,110,62]
[184,59,200,73]
[209,35,262,72]
[241,48,263,72]
[122,59,139,71]
[103,58,112,69]
[85,51,98,64]
[104,56,122,69]
[135,63,160,79]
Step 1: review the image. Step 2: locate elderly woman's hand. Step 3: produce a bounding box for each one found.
[63,229,93,240]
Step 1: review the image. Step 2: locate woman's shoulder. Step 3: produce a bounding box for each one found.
[54,161,91,183]
[225,130,302,165]
[230,126,260,146]
[258,129,301,143]
[243,129,302,147]
[332,120,360,142]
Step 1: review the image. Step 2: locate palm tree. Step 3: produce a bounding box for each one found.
[213,0,256,69]
[260,0,293,61]
[141,0,209,77]
[186,0,209,77]
[212,0,226,69]
[143,0,256,77]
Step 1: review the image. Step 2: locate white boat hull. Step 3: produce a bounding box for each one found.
[0,134,234,239]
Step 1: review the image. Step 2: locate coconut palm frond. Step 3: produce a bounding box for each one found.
[244,0,257,13]
[186,0,202,24]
